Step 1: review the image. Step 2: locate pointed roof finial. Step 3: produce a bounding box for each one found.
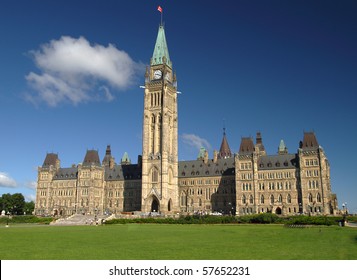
[223,119,226,136]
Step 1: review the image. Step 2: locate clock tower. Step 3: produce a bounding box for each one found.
[141,24,179,214]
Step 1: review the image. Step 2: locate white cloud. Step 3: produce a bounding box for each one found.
[25,36,143,106]
[0,172,17,188]
[181,133,211,150]
[24,193,36,202]
[25,181,37,190]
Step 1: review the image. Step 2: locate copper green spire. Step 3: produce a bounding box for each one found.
[151,25,172,68]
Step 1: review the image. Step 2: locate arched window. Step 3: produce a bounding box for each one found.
[151,168,159,182]
[168,169,173,184]
[308,193,313,203]
[242,195,246,204]
[260,195,264,204]
[287,194,291,204]
[270,195,274,204]
[278,194,282,203]
[180,192,187,206]
[249,195,253,204]
[317,193,322,203]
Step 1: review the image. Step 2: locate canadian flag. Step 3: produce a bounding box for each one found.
[157,6,163,13]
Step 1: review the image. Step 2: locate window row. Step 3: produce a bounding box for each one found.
[305,159,319,166]
[308,180,319,189]
[258,171,293,180]
[306,170,319,177]
[240,162,252,170]
[242,194,293,205]
[308,193,322,203]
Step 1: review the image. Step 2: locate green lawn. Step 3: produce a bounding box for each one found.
[0,224,356,260]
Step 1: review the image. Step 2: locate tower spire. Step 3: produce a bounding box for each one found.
[151,24,172,68]
[218,126,232,159]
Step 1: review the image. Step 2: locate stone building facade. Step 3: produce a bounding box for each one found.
[35,24,338,217]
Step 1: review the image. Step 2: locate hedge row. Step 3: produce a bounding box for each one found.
[0,215,54,225]
[104,213,345,226]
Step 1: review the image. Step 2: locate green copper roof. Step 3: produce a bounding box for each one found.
[151,25,172,68]
[121,152,131,164]
[197,147,206,160]
[278,140,286,151]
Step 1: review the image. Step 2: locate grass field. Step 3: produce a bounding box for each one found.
[0,224,356,260]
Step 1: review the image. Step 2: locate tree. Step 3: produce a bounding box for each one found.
[0,193,13,213]
[24,201,35,215]
[0,193,26,215]
[12,193,25,215]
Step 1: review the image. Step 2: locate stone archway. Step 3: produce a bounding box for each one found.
[151,197,160,213]
[275,207,282,215]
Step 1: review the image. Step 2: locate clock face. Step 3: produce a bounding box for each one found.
[154,70,162,80]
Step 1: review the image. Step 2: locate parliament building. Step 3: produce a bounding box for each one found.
[34,24,338,217]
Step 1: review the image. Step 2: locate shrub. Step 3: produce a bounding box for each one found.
[0,215,54,225]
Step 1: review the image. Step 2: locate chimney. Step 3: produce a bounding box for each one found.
[213,150,218,163]
[109,157,115,170]
[204,150,209,164]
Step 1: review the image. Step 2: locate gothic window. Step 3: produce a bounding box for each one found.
[151,168,159,182]
[308,193,313,203]
[317,193,322,203]
[242,195,246,204]
[180,193,187,206]
[249,195,253,204]
[278,194,282,203]
[270,195,274,204]
[260,195,264,204]
[168,169,173,184]
[287,194,291,204]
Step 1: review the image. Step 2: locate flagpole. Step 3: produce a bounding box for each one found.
[161,9,163,26]
[158,5,163,26]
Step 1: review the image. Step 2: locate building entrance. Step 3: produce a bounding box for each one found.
[151,197,160,213]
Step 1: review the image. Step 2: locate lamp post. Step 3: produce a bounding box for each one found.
[6,211,10,227]
[94,207,98,225]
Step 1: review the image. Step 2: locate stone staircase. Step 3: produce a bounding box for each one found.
[50,214,114,226]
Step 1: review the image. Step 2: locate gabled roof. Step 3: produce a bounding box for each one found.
[151,25,172,68]
[239,137,255,155]
[83,150,101,166]
[300,132,319,150]
[42,153,58,168]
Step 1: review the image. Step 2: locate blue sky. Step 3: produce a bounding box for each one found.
[0,0,356,213]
